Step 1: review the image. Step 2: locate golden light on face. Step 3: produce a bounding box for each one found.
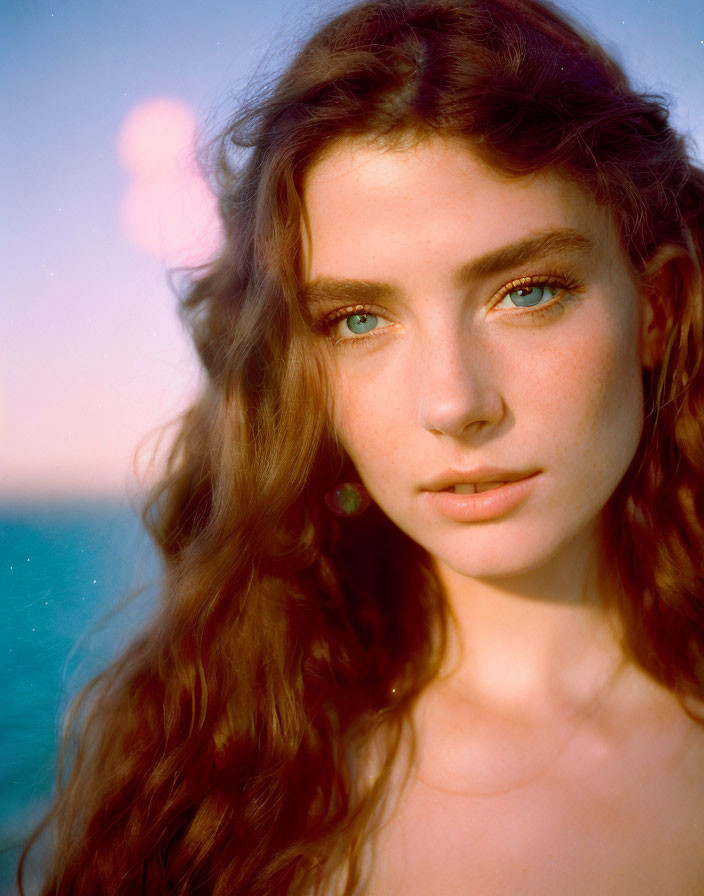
[301,136,657,581]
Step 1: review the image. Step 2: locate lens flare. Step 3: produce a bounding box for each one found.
[117,98,221,265]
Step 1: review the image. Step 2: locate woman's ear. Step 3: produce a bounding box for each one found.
[638,244,690,370]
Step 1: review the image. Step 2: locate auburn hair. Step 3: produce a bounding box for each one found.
[20,0,704,893]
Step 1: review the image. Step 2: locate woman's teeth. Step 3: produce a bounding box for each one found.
[448,482,506,494]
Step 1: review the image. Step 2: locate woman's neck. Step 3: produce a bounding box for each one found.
[430,527,627,723]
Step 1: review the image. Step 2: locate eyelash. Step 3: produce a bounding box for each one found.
[315,272,584,347]
[493,271,583,319]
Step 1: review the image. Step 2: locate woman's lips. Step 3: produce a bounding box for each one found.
[445,481,506,494]
[421,468,537,492]
[424,473,540,522]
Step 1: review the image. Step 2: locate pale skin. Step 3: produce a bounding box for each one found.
[301,135,704,894]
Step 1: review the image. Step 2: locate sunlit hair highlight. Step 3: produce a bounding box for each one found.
[20,0,704,893]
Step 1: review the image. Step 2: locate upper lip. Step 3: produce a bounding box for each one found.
[421,467,539,492]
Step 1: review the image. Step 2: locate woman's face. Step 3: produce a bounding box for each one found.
[301,136,653,581]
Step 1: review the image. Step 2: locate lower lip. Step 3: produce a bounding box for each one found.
[423,474,540,522]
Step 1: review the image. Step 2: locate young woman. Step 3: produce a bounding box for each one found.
[21,0,704,893]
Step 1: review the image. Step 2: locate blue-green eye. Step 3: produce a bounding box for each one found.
[500,283,561,308]
[319,306,393,344]
[346,312,378,334]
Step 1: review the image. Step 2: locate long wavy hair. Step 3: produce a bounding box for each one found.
[20,0,704,893]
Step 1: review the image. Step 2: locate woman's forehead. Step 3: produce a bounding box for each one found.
[302,134,607,231]
[300,134,624,285]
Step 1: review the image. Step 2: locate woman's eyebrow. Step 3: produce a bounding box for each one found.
[301,278,400,309]
[455,228,595,284]
[301,228,594,308]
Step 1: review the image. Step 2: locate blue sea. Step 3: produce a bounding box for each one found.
[0,500,160,895]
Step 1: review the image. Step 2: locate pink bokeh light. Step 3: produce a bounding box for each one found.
[118,98,222,266]
[118,99,197,178]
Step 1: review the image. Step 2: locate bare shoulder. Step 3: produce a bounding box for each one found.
[362,669,704,896]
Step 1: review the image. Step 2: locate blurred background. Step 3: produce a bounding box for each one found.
[1,0,702,890]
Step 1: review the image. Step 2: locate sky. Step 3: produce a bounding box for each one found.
[2,0,703,500]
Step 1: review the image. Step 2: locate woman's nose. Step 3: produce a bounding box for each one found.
[415,330,505,437]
